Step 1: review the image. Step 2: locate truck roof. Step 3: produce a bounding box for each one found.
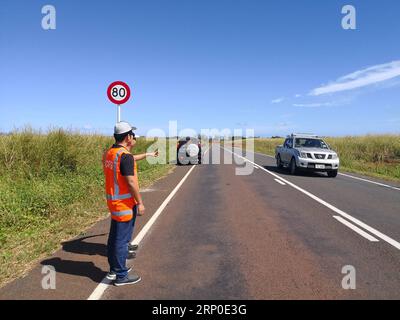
[288,133,319,139]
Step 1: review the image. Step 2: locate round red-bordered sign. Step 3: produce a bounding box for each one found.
[107,81,131,105]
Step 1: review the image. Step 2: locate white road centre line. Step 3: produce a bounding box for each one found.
[274,178,286,185]
[223,146,400,250]
[88,160,199,300]
[333,216,379,242]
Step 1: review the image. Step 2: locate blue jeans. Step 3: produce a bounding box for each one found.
[107,206,137,280]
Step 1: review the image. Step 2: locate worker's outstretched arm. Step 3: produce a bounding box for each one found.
[133,150,158,161]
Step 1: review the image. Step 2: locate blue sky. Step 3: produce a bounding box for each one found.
[1,0,399,136]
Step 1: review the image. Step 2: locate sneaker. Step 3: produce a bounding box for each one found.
[114,274,141,286]
[128,243,138,253]
[106,267,132,281]
[127,251,136,260]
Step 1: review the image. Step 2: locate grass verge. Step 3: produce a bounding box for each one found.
[0,129,173,288]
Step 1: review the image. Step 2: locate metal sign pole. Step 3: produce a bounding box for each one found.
[108,81,130,123]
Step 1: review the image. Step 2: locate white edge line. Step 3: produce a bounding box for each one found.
[338,172,400,191]
[274,178,286,185]
[333,216,379,242]
[132,148,209,244]
[87,278,113,300]
[88,155,201,300]
[233,147,400,192]
[223,146,400,250]
[131,165,196,245]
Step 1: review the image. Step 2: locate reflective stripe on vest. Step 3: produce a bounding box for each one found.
[106,193,132,201]
[111,210,133,217]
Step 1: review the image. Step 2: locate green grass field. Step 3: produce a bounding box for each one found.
[0,129,173,288]
[234,135,400,181]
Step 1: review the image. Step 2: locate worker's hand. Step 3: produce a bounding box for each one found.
[137,203,145,216]
[146,150,158,158]
[149,149,158,158]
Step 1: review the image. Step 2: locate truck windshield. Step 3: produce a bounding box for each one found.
[295,138,329,149]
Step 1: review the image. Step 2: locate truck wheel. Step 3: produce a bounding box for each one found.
[327,170,338,178]
[289,158,297,175]
[276,155,283,168]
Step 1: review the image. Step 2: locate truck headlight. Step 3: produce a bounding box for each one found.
[331,153,338,159]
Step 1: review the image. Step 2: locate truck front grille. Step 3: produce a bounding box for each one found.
[314,154,326,159]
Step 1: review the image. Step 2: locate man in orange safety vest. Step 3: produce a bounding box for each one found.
[103,121,144,286]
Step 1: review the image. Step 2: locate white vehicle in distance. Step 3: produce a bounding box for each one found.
[275,134,340,177]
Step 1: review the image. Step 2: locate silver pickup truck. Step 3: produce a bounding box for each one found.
[275,134,339,177]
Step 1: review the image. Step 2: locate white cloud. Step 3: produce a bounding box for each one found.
[310,60,400,96]
[271,97,284,104]
[294,94,302,98]
[293,102,335,108]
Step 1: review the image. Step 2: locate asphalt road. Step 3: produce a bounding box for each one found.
[1,143,400,299]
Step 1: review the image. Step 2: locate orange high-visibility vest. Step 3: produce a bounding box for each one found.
[103,146,137,222]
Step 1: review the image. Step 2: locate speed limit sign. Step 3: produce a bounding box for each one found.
[107,81,131,122]
[107,81,131,105]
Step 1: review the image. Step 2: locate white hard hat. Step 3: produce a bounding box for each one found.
[114,121,137,135]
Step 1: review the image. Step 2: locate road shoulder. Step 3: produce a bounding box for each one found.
[0,165,191,300]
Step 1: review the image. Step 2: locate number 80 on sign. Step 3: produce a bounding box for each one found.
[107,81,131,105]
